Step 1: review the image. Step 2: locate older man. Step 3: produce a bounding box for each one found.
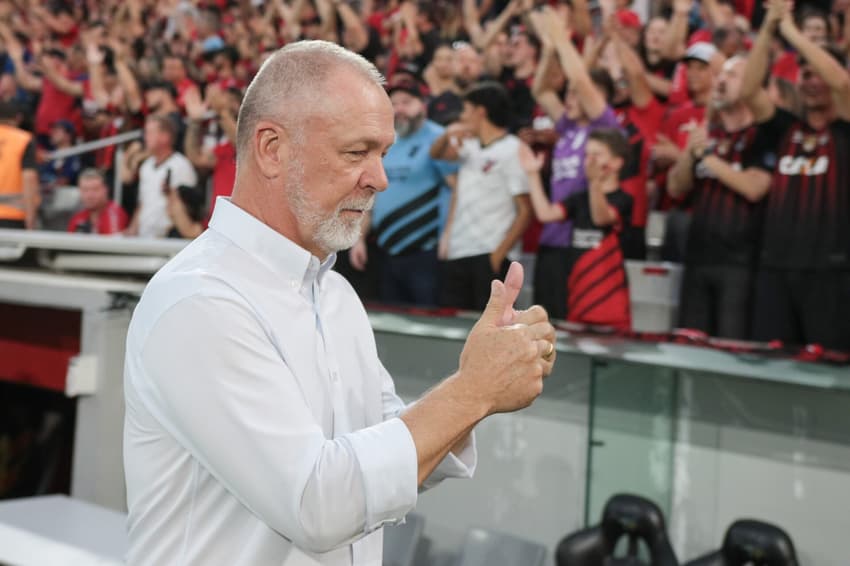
[123,41,556,566]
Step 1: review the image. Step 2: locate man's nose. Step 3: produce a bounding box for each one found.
[363,155,389,193]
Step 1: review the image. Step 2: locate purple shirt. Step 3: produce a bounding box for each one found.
[539,107,620,248]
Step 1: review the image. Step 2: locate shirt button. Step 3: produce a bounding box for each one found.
[289,281,298,289]
[331,371,339,382]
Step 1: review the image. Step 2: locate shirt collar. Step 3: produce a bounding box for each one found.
[208,197,336,291]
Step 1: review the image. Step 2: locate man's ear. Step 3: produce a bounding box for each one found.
[253,120,288,179]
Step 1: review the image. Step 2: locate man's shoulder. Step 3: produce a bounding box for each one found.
[419,120,446,138]
[131,236,248,338]
[487,134,521,156]
[166,152,195,170]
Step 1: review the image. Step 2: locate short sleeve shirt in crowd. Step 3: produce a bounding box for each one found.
[660,101,706,150]
[685,121,776,266]
[137,152,198,238]
[373,120,457,256]
[447,134,529,260]
[34,72,83,136]
[68,201,128,235]
[540,106,620,248]
[759,109,850,270]
[560,188,632,329]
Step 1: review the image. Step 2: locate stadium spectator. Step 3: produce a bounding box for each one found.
[40,119,81,190]
[667,56,774,339]
[125,115,198,238]
[431,81,531,310]
[350,75,457,306]
[592,18,667,259]
[0,101,38,229]
[530,7,620,320]
[67,168,127,235]
[183,85,239,223]
[524,127,633,329]
[743,0,850,351]
[424,43,464,125]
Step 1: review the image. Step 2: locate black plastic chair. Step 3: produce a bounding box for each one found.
[684,519,798,566]
[555,494,679,566]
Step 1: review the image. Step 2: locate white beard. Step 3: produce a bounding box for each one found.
[286,158,373,255]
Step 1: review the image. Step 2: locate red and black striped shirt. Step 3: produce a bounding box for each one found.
[685,121,774,266]
[560,189,633,329]
[760,109,850,270]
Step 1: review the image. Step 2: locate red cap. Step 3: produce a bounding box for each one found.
[616,10,642,30]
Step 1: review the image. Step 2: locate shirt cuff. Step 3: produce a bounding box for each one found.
[421,431,477,491]
[345,417,418,533]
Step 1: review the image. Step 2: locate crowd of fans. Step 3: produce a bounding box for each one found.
[0,0,848,350]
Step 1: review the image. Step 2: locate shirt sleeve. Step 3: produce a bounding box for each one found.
[504,142,529,196]
[171,155,199,189]
[377,362,477,492]
[589,106,620,130]
[559,191,582,220]
[135,292,418,553]
[607,190,633,231]
[434,158,459,179]
[21,140,37,170]
[555,113,577,136]
[746,109,795,172]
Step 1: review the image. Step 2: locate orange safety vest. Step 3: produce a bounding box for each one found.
[0,124,33,221]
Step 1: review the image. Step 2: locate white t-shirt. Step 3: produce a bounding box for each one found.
[137,152,198,238]
[447,135,529,260]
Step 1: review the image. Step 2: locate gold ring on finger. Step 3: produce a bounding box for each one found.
[543,341,555,361]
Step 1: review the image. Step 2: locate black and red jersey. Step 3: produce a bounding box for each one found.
[615,97,667,229]
[685,121,774,266]
[559,189,633,329]
[759,109,850,270]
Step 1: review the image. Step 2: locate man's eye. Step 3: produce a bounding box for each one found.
[348,150,368,158]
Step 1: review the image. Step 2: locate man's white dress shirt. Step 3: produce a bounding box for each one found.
[123,197,476,565]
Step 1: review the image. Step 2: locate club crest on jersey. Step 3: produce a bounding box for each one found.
[802,135,818,153]
[482,159,496,173]
[791,131,830,153]
[778,155,829,176]
[715,139,730,156]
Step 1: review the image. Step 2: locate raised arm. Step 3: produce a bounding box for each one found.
[429,123,470,161]
[314,0,340,43]
[778,8,850,120]
[570,0,592,39]
[741,0,782,122]
[519,144,564,223]
[612,27,654,108]
[667,125,702,198]
[541,7,606,120]
[475,0,521,51]
[336,0,369,53]
[40,55,84,98]
[3,28,42,92]
[462,0,486,47]
[528,10,566,122]
[664,0,692,60]
[183,90,217,171]
[109,39,143,114]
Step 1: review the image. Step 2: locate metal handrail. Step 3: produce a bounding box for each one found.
[43,129,143,209]
[0,228,188,256]
[45,130,143,161]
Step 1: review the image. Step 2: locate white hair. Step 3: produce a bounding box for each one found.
[235,40,385,167]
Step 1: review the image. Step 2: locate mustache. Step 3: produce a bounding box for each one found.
[337,195,375,212]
